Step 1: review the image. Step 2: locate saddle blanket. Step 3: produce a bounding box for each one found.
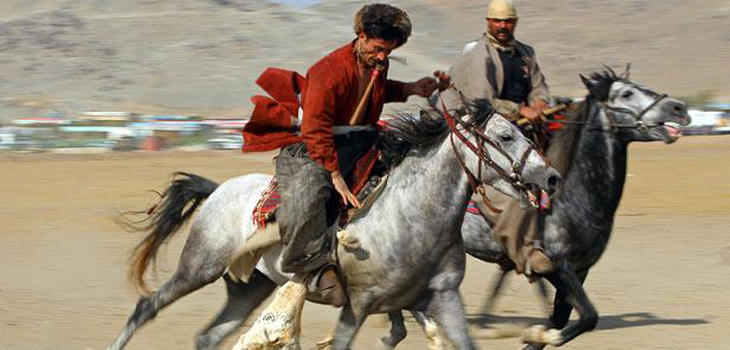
[467,200,483,216]
[253,177,485,228]
[251,147,380,228]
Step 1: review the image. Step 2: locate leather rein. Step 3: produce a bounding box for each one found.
[531,93,669,133]
[439,95,541,213]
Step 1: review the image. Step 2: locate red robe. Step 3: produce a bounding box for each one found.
[242,41,407,173]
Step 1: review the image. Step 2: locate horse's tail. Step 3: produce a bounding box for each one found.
[119,172,219,294]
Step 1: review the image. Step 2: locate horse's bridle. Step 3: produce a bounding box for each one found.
[601,93,668,132]
[553,92,669,132]
[440,96,542,212]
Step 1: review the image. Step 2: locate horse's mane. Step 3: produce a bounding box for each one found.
[584,68,621,102]
[552,67,636,174]
[377,98,495,169]
[544,99,591,175]
[583,65,659,103]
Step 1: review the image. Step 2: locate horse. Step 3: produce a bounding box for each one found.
[380,67,691,349]
[105,99,562,350]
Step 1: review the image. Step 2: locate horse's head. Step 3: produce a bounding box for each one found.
[455,100,561,207]
[581,65,691,144]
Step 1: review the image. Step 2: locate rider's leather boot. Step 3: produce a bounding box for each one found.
[307,265,347,307]
[525,247,554,275]
[319,267,346,307]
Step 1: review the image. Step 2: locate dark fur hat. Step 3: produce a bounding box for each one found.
[354,4,412,47]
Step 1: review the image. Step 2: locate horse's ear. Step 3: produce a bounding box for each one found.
[622,62,631,79]
[580,74,594,90]
[580,74,604,99]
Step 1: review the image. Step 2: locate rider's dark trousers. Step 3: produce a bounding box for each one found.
[276,129,377,274]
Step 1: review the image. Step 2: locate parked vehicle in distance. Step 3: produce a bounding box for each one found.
[207,133,243,150]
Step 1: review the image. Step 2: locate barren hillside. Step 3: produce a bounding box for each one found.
[1,0,728,120]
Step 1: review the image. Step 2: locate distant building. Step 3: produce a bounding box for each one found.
[58,126,135,140]
[0,128,16,149]
[12,117,70,126]
[702,102,730,112]
[688,110,724,127]
[137,114,202,122]
[686,109,730,135]
[76,111,134,126]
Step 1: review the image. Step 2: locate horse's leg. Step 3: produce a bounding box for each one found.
[377,309,447,350]
[410,310,449,350]
[519,278,569,350]
[427,290,476,350]
[332,306,367,350]
[548,269,587,328]
[106,249,227,350]
[379,311,408,349]
[480,269,509,314]
[195,271,277,350]
[534,277,553,318]
[522,266,596,347]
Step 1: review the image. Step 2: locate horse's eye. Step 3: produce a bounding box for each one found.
[500,134,514,142]
[621,91,634,99]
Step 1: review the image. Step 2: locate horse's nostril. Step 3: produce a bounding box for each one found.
[672,102,686,113]
[548,174,561,188]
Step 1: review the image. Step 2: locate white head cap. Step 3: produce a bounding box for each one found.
[487,0,518,20]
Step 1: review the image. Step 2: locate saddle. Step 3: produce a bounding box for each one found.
[228,146,386,291]
[252,146,383,229]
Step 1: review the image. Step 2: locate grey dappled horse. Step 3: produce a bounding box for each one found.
[382,68,691,349]
[106,100,561,350]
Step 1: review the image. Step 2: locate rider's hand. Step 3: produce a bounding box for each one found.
[433,70,451,91]
[331,170,361,208]
[519,105,543,123]
[530,100,550,113]
[405,77,439,98]
[404,70,450,98]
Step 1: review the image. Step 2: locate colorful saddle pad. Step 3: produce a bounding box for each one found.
[466,200,483,216]
[251,147,380,228]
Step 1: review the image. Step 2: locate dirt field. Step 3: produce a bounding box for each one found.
[1,135,729,350]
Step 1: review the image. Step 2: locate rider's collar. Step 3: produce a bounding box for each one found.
[486,33,516,54]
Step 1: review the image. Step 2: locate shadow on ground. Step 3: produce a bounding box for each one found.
[465,312,709,331]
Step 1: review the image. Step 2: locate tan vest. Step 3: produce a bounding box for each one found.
[441,36,549,118]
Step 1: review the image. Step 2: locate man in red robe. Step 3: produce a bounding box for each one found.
[242,4,449,282]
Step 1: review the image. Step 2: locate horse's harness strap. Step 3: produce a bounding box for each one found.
[439,91,535,212]
[448,129,504,214]
[602,93,668,130]
[477,186,503,214]
[441,97,520,185]
[540,93,669,133]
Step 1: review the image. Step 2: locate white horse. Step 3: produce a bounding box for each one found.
[106,100,560,350]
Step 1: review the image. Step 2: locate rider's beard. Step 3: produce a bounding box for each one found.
[487,28,516,52]
[494,28,514,43]
[354,40,386,71]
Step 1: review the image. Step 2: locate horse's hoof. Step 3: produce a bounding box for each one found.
[521,325,563,346]
[315,336,333,350]
[377,337,395,350]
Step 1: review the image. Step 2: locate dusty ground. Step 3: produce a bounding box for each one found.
[1,135,729,350]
